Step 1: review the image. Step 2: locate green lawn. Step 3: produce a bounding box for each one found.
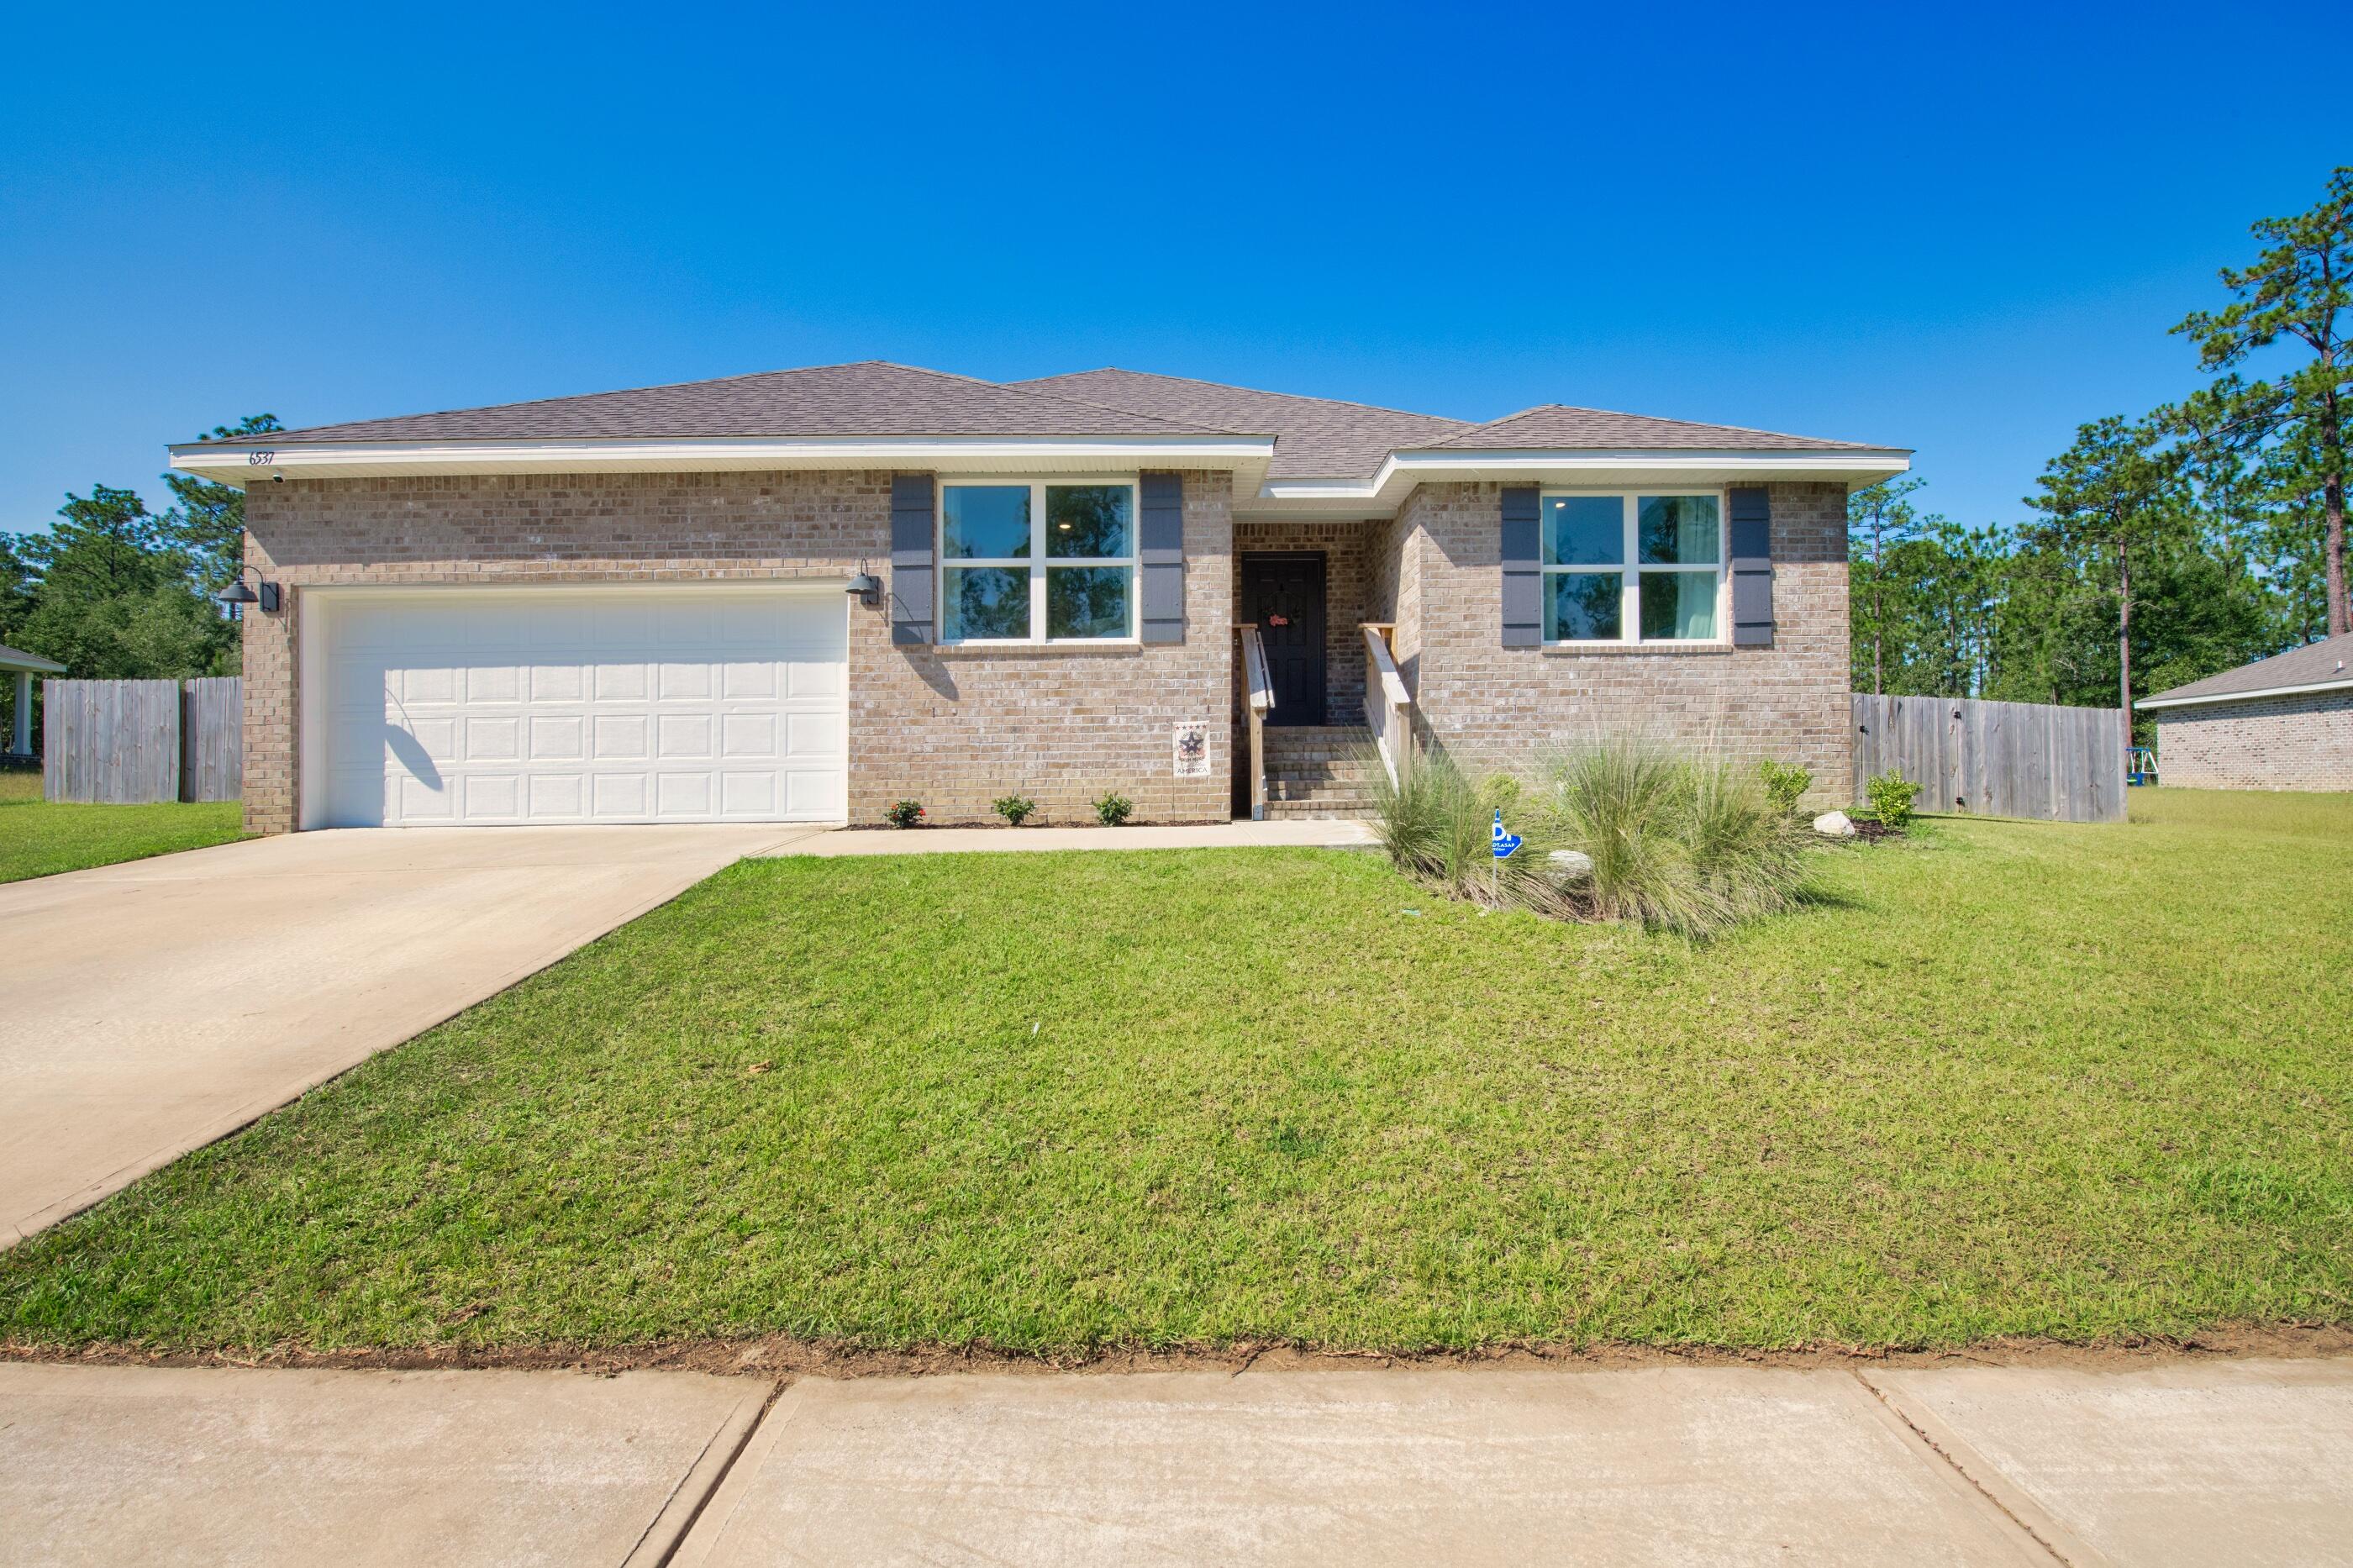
[0,769,250,884]
[3,788,2346,1355]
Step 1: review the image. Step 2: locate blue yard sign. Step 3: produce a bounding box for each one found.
[1492,809,1522,860]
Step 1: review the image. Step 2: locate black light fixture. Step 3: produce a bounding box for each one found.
[845,564,881,607]
[219,565,281,613]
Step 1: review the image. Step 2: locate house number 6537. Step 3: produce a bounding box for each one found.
[247,450,276,466]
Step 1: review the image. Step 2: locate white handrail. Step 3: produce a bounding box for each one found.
[1361,624,1412,790]
[1239,624,1275,820]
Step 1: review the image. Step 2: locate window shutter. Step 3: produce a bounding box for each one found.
[890,473,934,645]
[1500,486,1541,647]
[1139,471,1184,644]
[1729,486,1773,647]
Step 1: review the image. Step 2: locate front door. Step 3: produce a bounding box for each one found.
[1241,552,1327,727]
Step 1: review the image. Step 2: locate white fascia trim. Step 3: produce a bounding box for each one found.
[1260,447,1913,502]
[2135,676,2353,710]
[168,434,1275,481]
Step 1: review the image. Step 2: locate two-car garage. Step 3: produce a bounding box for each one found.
[302,584,849,829]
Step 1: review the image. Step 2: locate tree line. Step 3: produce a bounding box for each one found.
[1852,169,2350,748]
[0,416,281,742]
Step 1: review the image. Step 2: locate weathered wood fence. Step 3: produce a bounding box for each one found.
[42,677,242,804]
[1851,693,2125,824]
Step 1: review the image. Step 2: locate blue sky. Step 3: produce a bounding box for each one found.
[5,0,2346,538]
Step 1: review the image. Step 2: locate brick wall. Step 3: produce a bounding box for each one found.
[1234,520,1368,722]
[241,469,1234,834]
[1384,481,1853,800]
[2155,688,2353,791]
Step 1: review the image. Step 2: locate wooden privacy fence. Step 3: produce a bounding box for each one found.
[1851,692,2125,824]
[43,677,242,804]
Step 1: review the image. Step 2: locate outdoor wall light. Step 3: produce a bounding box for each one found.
[219,565,282,613]
[846,569,882,607]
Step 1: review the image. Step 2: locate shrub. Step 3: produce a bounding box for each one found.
[992,795,1037,826]
[882,799,925,829]
[1366,750,1569,915]
[1092,791,1134,827]
[1757,758,1813,815]
[1535,737,1813,939]
[1865,770,1922,830]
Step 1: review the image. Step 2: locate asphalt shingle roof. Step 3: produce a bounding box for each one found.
[1422,404,1892,453]
[255,361,1245,445]
[2143,633,2353,704]
[1008,368,1469,481]
[235,362,1897,479]
[0,643,66,673]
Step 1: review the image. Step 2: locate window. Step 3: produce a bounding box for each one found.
[1541,492,1724,644]
[940,479,1136,642]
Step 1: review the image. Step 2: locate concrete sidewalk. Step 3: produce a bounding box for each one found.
[763,818,1376,855]
[0,1362,766,1568]
[7,1357,2348,1565]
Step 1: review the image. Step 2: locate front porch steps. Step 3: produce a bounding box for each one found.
[1261,724,1381,819]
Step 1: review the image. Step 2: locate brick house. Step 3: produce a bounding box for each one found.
[168,363,1909,833]
[2137,634,2353,791]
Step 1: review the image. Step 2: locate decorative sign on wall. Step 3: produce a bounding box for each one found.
[1172,721,1213,778]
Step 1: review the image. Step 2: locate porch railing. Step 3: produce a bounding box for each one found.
[1238,622,1276,820]
[1361,623,1413,790]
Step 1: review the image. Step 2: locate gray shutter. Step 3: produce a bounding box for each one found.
[890,473,934,645]
[1139,472,1184,643]
[1729,486,1773,647]
[1500,486,1541,647]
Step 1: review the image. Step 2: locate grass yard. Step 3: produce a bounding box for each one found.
[3,788,2346,1355]
[0,768,250,884]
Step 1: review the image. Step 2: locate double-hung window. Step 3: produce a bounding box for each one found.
[1541,492,1725,645]
[940,479,1137,643]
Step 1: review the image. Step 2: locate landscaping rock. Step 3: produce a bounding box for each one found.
[1547,850,1595,880]
[1813,811,1857,838]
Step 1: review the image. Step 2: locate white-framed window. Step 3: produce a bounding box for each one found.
[938,477,1138,643]
[1540,490,1726,645]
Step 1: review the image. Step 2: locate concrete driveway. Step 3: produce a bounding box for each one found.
[0,824,813,1245]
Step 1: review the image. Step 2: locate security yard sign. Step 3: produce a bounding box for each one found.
[1492,809,1522,858]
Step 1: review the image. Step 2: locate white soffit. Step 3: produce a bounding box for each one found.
[1237,448,1913,518]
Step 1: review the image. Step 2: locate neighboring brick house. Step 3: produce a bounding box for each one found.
[2137,634,2353,792]
[170,362,1909,833]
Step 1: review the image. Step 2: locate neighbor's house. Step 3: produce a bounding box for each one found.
[166,364,1908,833]
[2137,634,2353,792]
[1,644,66,761]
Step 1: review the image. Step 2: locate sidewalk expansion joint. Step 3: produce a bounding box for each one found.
[1850,1370,2080,1566]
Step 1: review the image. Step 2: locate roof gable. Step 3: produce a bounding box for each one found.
[1009,368,1468,481]
[1423,404,1890,454]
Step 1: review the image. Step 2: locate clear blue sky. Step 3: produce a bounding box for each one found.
[6,0,2346,538]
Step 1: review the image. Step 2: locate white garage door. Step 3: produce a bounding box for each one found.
[313,586,847,828]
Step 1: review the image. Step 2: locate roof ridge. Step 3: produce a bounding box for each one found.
[1016,367,1470,428]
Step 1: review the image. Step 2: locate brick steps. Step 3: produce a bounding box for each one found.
[1259,725,1378,817]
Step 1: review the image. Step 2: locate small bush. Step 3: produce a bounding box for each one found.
[1758,758,1813,814]
[882,799,925,829]
[1092,791,1134,827]
[992,795,1037,826]
[1865,770,1922,830]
